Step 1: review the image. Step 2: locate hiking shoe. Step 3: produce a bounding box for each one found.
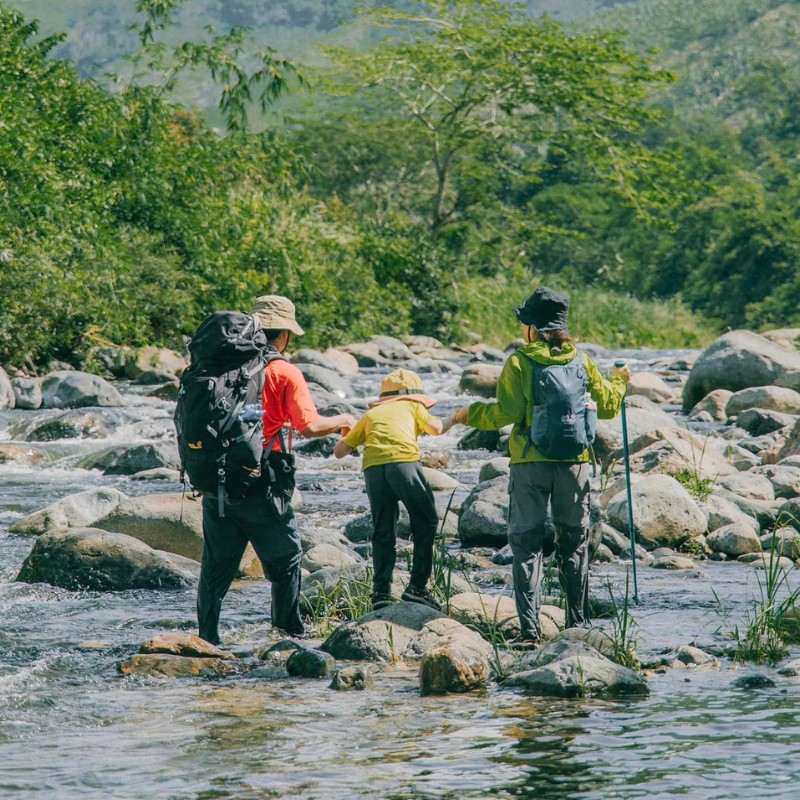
[372,592,400,611]
[401,586,442,611]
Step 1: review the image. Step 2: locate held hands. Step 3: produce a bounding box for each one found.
[339,414,357,435]
[452,407,470,425]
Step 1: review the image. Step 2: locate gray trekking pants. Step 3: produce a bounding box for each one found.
[507,462,591,640]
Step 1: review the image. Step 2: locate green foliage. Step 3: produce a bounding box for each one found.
[302,568,374,637]
[605,571,640,670]
[673,470,716,502]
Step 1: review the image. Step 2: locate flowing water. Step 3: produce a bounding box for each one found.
[1,350,799,800]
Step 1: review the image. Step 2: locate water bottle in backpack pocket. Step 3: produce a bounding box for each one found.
[528,358,597,460]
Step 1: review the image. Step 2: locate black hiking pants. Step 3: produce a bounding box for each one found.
[197,476,303,644]
[507,461,591,640]
[364,461,439,596]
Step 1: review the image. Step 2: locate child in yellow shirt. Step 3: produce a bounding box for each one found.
[334,369,454,610]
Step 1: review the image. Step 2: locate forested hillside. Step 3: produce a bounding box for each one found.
[1,0,798,369]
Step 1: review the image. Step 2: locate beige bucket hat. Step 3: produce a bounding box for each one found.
[252,295,305,336]
[368,369,436,409]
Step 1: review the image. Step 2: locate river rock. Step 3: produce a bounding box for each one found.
[123,347,187,380]
[738,552,795,570]
[366,335,414,361]
[600,523,630,555]
[458,477,508,547]
[291,349,341,373]
[650,555,696,570]
[777,499,800,531]
[0,366,14,409]
[626,372,675,403]
[683,331,800,411]
[626,429,736,480]
[419,638,490,694]
[674,645,718,667]
[735,408,797,437]
[338,342,390,368]
[422,467,461,491]
[131,468,181,481]
[458,364,503,398]
[322,348,360,376]
[726,386,800,417]
[447,592,561,641]
[0,444,52,466]
[295,363,353,399]
[300,563,375,613]
[751,465,800,499]
[731,674,776,690]
[9,487,128,536]
[479,457,511,482]
[329,665,375,690]
[25,409,118,441]
[504,641,648,698]
[79,443,180,474]
[699,494,760,534]
[10,377,40,409]
[286,647,336,678]
[16,528,196,590]
[607,475,707,549]
[759,528,800,559]
[140,633,236,660]
[147,381,180,401]
[294,435,338,458]
[594,397,679,463]
[762,418,800,464]
[688,389,733,422]
[132,369,178,386]
[117,654,236,678]
[458,428,502,452]
[776,659,800,677]
[93,493,204,560]
[707,523,762,557]
[301,543,361,573]
[557,627,620,661]
[712,489,780,529]
[716,472,775,501]
[40,371,124,408]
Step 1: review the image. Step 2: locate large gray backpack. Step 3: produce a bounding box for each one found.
[523,355,597,460]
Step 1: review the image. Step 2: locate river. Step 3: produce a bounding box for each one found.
[1,349,798,800]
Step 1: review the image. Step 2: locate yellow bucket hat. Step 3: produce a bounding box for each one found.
[368,369,436,409]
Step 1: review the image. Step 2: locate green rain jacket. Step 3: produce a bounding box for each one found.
[466,341,627,464]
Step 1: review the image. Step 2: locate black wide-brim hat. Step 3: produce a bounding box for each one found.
[513,286,570,332]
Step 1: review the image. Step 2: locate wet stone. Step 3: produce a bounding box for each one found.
[329,665,375,691]
[286,647,336,678]
[731,674,776,690]
[140,633,236,660]
[117,654,237,678]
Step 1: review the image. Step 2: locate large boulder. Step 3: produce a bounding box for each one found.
[323,602,490,664]
[323,348,360,376]
[777,499,800,531]
[479,457,511,482]
[458,364,503,398]
[93,493,204,560]
[24,409,118,441]
[716,472,775,501]
[735,408,797,437]
[9,487,128,536]
[0,366,15,410]
[337,342,390,368]
[726,386,800,417]
[751,464,800,499]
[291,349,341,373]
[40,371,124,408]
[607,475,707,549]
[447,592,562,641]
[123,346,187,380]
[504,640,648,698]
[760,528,800,560]
[16,528,196,590]
[368,335,415,361]
[707,523,762,557]
[683,331,800,411]
[10,377,40,409]
[625,427,736,480]
[458,477,509,547]
[626,372,675,403]
[77,443,180,474]
[700,494,760,534]
[294,363,353,399]
[301,543,361,573]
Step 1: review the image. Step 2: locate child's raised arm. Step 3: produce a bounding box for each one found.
[423,415,455,436]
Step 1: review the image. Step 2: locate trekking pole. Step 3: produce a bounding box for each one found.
[615,360,640,604]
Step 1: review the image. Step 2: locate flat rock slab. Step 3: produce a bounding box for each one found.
[140,633,236,660]
[118,654,237,678]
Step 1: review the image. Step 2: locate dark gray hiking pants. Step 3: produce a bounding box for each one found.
[507,462,591,640]
[364,461,439,595]
[197,486,303,644]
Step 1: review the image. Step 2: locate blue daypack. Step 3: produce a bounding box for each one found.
[523,355,597,460]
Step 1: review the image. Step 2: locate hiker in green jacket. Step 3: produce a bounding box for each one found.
[453,287,630,645]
